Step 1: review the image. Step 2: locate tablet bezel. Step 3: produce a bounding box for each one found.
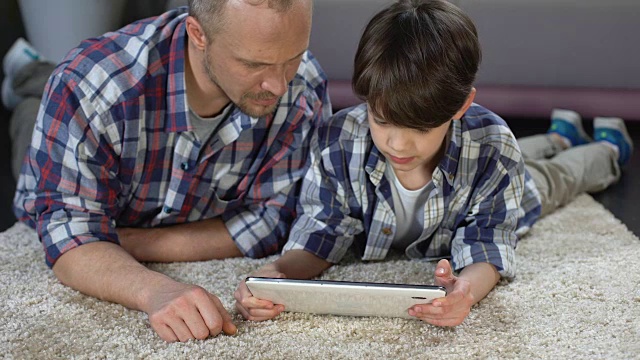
[245,277,447,319]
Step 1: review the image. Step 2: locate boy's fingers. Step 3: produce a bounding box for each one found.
[248,306,284,319]
[433,290,465,307]
[434,259,456,287]
[435,259,452,277]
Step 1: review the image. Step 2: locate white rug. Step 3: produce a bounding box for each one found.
[1,194,639,359]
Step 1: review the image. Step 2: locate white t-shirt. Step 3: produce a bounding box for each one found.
[385,165,432,250]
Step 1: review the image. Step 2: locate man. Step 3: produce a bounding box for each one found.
[11,0,329,342]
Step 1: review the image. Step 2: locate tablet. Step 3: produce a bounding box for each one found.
[245,277,446,319]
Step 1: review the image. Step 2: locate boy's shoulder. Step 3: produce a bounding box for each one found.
[316,103,370,145]
[459,103,519,151]
[460,103,509,132]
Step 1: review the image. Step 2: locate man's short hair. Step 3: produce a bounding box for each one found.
[353,0,481,130]
[188,0,296,39]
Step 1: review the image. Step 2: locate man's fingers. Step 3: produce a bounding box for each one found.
[153,323,179,343]
[210,294,237,335]
[166,317,196,342]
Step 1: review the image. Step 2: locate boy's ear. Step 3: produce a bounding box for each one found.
[452,87,476,120]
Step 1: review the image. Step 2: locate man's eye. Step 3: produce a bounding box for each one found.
[244,62,263,69]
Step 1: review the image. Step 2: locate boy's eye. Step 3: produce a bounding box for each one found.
[374,118,389,126]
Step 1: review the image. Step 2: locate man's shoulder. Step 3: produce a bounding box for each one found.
[50,9,188,106]
[295,51,329,90]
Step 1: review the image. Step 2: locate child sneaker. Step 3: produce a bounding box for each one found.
[3,38,41,79]
[548,109,592,147]
[593,117,634,166]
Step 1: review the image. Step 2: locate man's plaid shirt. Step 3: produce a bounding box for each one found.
[13,8,331,267]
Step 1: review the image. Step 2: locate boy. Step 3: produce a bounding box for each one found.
[234,0,633,326]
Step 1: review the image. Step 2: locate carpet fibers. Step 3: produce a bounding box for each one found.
[1,194,639,359]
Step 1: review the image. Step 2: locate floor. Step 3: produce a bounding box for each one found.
[1,0,638,238]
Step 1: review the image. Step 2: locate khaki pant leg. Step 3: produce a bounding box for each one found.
[525,143,620,217]
[518,134,565,160]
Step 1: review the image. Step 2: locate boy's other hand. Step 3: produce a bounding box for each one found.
[408,259,474,327]
[234,269,286,321]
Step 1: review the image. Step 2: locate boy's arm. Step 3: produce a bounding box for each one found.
[257,249,333,279]
[410,128,530,326]
[408,260,499,326]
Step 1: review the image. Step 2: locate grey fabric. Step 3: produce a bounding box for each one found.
[461,0,640,89]
[307,0,640,119]
[519,134,621,217]
[309,0,640,89]
[9,61,55,180]
[1,195,639,358]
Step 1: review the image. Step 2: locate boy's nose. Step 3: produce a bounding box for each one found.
[386,131,409,153]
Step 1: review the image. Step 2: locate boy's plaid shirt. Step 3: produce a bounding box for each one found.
[13,8,331,268]
[284,103,541,278]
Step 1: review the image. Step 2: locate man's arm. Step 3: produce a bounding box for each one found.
[118,218,242,262]
[53,241,237,342]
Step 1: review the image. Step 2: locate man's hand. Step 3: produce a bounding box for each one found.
[408,259,500,327]
[143,281,237,342]
[52,241,237,343]
[234,269,286,321]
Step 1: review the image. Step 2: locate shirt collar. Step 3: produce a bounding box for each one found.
[164,17,190,133]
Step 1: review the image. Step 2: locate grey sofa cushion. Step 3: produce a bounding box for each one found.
[167,0,640,120]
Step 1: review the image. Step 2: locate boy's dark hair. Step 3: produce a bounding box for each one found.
[353,0,481,130]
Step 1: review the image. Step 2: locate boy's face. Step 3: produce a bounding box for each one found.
[367,106,452,184]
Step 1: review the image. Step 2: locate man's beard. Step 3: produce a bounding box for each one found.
[203,51,280,118]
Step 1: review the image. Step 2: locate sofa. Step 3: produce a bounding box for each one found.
[167,0,640,120]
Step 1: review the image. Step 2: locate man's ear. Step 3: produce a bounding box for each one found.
[185,16,208,51]
[452,87,476,120]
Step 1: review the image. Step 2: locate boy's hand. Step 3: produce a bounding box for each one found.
[408,259,474,326]
[234,269,286,321]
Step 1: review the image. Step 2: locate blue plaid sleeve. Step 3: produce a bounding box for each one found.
[449,130,526,278]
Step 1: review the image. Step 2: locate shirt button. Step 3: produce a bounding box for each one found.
[181,162,189,171]
[382,228,392,235]
[163,206,172,214]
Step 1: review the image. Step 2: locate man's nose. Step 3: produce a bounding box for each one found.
[260,66,288,97]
